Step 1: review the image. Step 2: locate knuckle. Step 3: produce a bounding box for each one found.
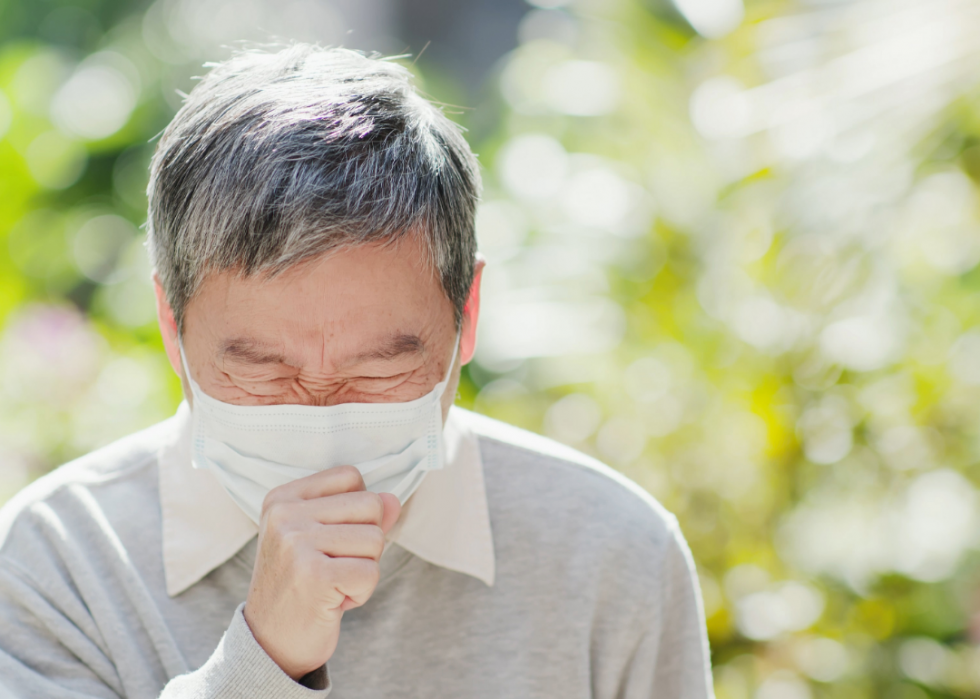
[260,490,283,517]
[279,527,305,553]
[368,526,386,556]
[355,490,383,513]
[263,501,290,529]
[335,465,365,489]
[360,491,384,520]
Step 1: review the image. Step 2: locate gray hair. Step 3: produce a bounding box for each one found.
[147,44,481,332]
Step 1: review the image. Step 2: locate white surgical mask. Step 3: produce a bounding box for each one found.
[179,334,459,524]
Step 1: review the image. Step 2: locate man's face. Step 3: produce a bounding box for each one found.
[155,237,482,421]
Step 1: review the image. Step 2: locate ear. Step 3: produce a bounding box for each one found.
[153,273,184,379]
[459,255,485,366]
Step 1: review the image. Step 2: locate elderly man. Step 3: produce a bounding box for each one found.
[0,45,712,698]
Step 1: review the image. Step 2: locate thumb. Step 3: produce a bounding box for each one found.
[378,492,402,534]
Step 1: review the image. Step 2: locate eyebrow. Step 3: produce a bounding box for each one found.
[219,333,425,367]
[348,333,425,364]
[219,339,288,365]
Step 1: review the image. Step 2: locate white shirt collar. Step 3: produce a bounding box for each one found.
[158,403,495,597]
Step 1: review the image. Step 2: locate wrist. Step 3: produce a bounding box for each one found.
[242,604,332,681]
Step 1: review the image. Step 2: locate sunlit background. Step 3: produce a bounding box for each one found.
[3,0,980,696]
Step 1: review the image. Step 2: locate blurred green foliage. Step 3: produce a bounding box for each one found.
[4,0,980,697]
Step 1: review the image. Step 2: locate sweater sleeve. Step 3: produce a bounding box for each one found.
[160,604,330,699]
[0,558,330,699]
[619,525,715,699]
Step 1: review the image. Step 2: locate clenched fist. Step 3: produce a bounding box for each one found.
[243,465,402,680]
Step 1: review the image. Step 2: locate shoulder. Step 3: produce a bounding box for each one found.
[0,416,176,549]
[456,408,683,559]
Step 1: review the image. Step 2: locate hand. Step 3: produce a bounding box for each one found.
[243,465,402,680]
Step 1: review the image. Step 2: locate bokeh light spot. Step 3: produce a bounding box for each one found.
[690,76,751,139]
[544,60,620,116]
[793,636,849,683]
[51,52,139,140]
[72,215,138,284]
[544,393,602,443]
[674,0,745,39]
[498,133,569,200]
[25,132,87,190]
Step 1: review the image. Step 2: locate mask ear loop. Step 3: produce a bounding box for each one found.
[439,331,462,388]
[176,336,204,395]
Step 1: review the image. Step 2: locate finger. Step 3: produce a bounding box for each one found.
[378,493,402,535]
[267,465,365,506]
[309,524,386,560]
[287,491,385,527]
[322,557,380,609]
